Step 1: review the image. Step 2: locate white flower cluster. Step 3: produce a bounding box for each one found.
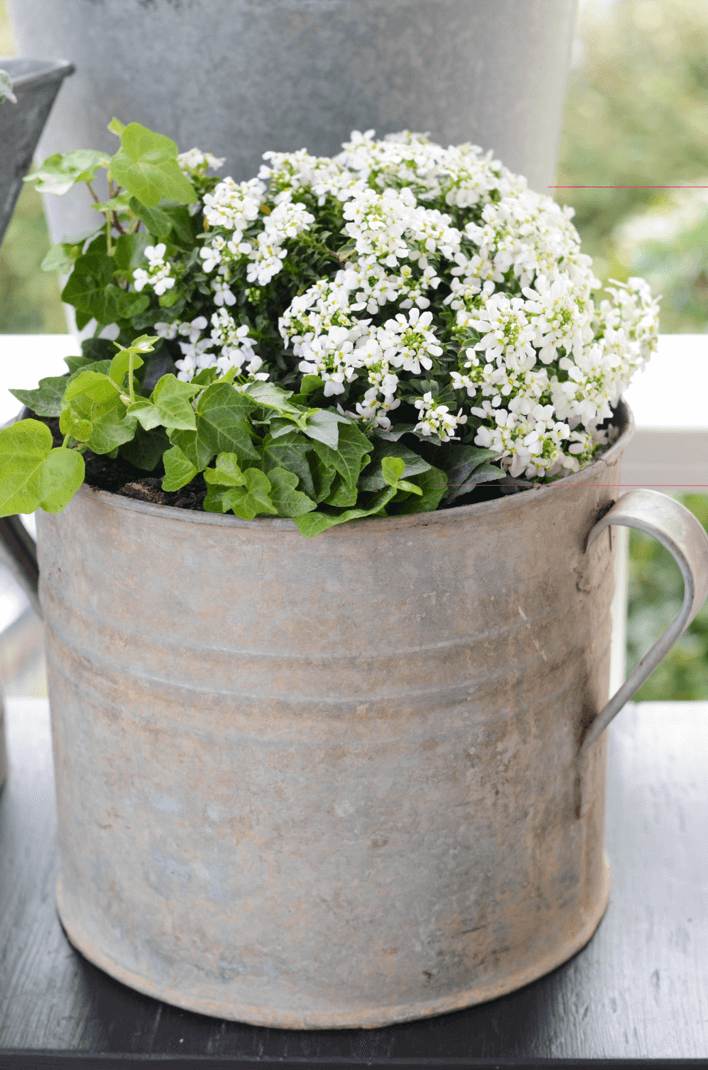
[135,130,659,477]
[177,148,226,177]
[155,313,267,384]
[133,244,175,296]
[198,179,315,289]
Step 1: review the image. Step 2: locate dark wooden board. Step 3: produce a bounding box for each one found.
[1,696,707,1068]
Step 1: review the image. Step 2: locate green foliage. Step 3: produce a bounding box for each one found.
[0,419,84,516]
[109,124,197,207]
[26,150,109,195]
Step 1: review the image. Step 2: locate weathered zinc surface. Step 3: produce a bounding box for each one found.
[35,417,630,1029]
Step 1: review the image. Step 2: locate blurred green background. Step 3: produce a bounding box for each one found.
[0,0,707,699]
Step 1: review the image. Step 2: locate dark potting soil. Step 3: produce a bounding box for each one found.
[38,413,506,513]
[41,416,209,510]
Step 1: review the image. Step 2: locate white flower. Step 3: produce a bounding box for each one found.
[413,392,467,442]
[379,308,443,375]
[468,294,537,370]
[212,280,236,307]
[152,273,175,297]
[154,320,178,340]
[202,177,264,233]
[199,236,226,273]
[133,244,175,295]
[177,148,225,176]
[145,243,167,266]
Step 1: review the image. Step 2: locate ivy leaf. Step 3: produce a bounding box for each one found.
[59,406,93,442]
[372,423,417,442]
[128,197,173,238]
[298,375,324,397]
[221,468,277,520]
[10,375,69,417]
[242,380,301,415]
[161,445,198,492]
[65,354,97,375]
[382,456,404,482]
[441,446,504,503]
[38,449,86,512]
[359,440,431,491]
[64,369,120,405]
[203,453,245,487]
[391,465,447,514]
[267,467,317,517]
[268,417,300,440]
[41,241,84,274]
[109,123,197,207]
[195,382,260,461]
[80,338,117,363]
[60,253,114,323]
[24,149,109,195]
[168,427,213,472]
[119,425,170,471]
[312,421,373,488]
[127,399,163,431]
[86,402,138,455]
[0,420,86,516]
[324,475,359,508]
[150,375,199,431]
[301,409,349,449]
[202,485,229,513]
[294,487,397,537]
[0,419,54,515]
[308,450,337,503]
[262,430,316,498]
[91,192,132,214]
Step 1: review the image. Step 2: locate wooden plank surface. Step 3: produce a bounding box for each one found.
[1,697,707,1067]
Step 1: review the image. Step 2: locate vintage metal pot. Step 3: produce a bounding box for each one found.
[2,400,708,1028]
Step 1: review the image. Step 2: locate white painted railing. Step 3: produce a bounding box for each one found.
[1,333,707,691]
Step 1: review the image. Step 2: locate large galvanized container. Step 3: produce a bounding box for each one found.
[28,402,708,1028]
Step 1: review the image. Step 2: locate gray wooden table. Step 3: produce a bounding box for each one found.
[1,696,707,1069]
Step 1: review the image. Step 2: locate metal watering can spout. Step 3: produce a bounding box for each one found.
[0,56,74,248]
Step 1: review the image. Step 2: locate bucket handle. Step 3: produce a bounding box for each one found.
[580,488,708,758]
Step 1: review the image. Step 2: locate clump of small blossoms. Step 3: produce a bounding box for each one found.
[133,130,658,480]
[177,148,226,178]
[133,244,175,296]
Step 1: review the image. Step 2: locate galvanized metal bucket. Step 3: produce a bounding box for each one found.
[4,401,708,1028]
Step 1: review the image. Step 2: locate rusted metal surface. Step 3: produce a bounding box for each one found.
[32,401,707,1029]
